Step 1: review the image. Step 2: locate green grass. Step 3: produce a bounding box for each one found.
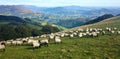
[0,35,120,59]
[0,22,10,25]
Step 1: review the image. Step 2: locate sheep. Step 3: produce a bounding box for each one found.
[11,40,23,45]
[64,33,69,37]
[40,34,47,38]
[73,32,77,36]
[6,40,12,45]
[117,31,120,34]
[0,42,6,51]
[32,40,41,49]
[28,39,34,44]
[22,38,28,43]
[54,36,61,43]
[111,31,115,34]
[70,34,74,37]
[49,34,55,39]
[102,31,106,35]
[114,27,117,30]
[92,32,98,37]
[16,40,23,45]
[60,33,65,37]
[78,33,83,38]
[83,33,87,36]
[39,39,49,47]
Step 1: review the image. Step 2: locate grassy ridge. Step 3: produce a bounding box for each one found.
[73,16,120,30]
[0,35,120,59]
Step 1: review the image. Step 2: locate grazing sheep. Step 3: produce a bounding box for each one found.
[78,33,83,37]
[28,39,34,44]
[6,40,12,45]
[0,42,6,51]
[83,33,87,36]
[70,34,74,37]
[111,31,115,34]
[64,33,69,37]
[102,31,106,35]
[49,34,55,39]
[54,36,61,43]
[16,40,23,45]
[117,31,120,34]
[32,40,41,48]
[22,38,28,43]
[114,27,117,30]
[12,40,23,45]
[39,39,49,47]
[73,32,77,36]
[60,33,65,37]
[40,34,47,38]
[92,32,98,37]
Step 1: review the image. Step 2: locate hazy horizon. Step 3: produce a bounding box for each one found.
[0,0,120,7]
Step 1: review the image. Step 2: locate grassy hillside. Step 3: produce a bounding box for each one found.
[0,15,64,40]
[0,35,120,59]
[68,16,120,31]
[0,16,120,59]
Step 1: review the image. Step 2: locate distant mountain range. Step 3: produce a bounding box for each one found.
[25,5,120,28]
[0,5,120,28]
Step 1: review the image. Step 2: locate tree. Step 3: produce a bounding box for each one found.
[41,25,60,34]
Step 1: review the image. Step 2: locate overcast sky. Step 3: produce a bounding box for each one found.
[0,0,120,7]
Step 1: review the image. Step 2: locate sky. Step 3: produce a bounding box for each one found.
[0,0,120,7]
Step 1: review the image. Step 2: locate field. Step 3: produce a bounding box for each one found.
[0,34,120,59]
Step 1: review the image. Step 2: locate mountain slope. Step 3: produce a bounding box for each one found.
[66,16,120,31]
[0,5,43,21]
[78,16,120,28]
[84,14,114,25]
[0,15,64,40]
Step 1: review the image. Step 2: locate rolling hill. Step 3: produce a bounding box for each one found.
[0,15,66,40]
[0,5,43,21]
[68,16,120,31]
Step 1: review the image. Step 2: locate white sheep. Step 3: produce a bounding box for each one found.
[32,40,41,48]
[40,39,49,46]
[60,33,65,37]
[92,32,98,37]
[22,38,28,43]
[11,40,23,45]
[70,34,74,37]
[28,39,34,44]
[117,31,120,34]
[16,40,23,45]
[78,33,83,37]
[6,40,12,45]
[54,36,61,43]
[0,42,6,51]
[111,31,115,34]
[102,31,106,35]
[49,34,55,39]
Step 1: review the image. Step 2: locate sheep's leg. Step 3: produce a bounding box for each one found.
[3,49,5,52]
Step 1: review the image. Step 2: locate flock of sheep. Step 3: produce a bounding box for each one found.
[0,27,120,51]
